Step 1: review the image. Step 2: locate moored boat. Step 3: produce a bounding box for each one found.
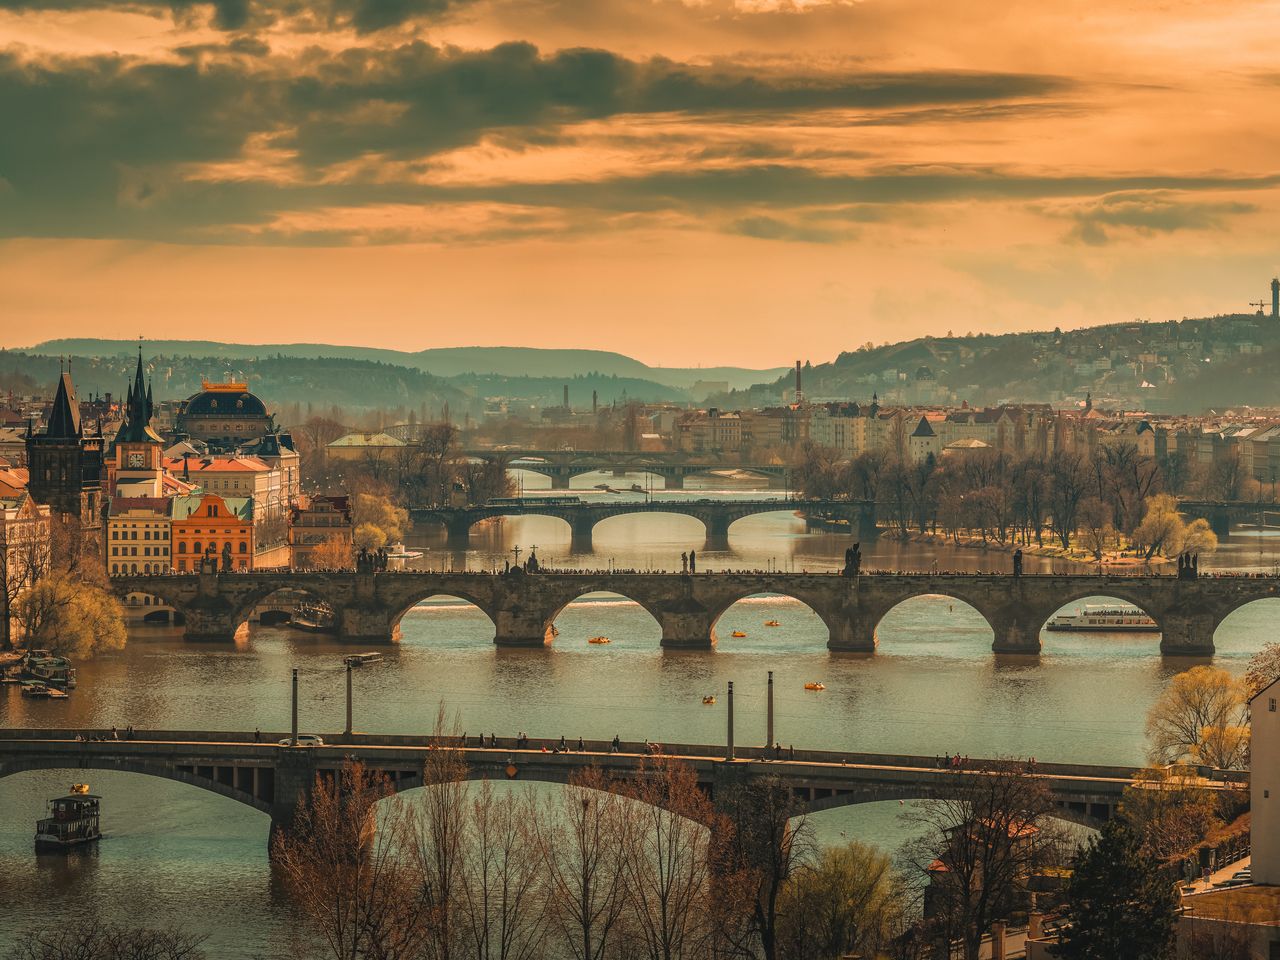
[1046,605,1159,632]
[343,652,384,666]
[292,602,336,634]
[35,785,101,849]
[22,650,76,689]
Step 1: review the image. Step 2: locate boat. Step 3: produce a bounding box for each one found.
[702,695,716,705]
[588,636,611,645]
[35,784,101,849]
[804,682,825,691]
[45,686,69,699]
[731,631,747,638]
[764,620,781,627]
[629,484,646,493]
[22,650,76,689]
[1046,605,1159,632]
[343,652,384,667]
[292,602,336,634]
[384,542,424,570]
[20,682,53,698]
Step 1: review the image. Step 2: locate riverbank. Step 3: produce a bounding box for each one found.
[879,528,1172,570]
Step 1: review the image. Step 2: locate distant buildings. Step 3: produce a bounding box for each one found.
[288,495,353,569]
[175,380,274,448]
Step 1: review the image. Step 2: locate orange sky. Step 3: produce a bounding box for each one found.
[1,0,1278,366]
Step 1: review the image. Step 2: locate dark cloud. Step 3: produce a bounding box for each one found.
[0,0,460,32]
[1056,191,1260,245]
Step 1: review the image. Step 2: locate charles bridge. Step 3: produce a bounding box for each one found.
[409,497,878,549]
[3,728,1233,847]
[108,567,1280,655]
[463,449,790,490]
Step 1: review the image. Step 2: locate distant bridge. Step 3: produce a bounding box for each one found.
[1,729,1214,846]
[409,498,878,549]
[1176,500,1280,539]
[463,449,791,490]
[107,569,1280,655]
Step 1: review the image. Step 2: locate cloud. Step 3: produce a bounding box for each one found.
[1049,191,1260,245]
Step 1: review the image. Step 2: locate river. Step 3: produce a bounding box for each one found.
[1,476,1276,955]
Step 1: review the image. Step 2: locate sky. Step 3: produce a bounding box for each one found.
[1,0,1278,368]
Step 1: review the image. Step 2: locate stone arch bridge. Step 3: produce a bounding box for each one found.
[464,449,790,490]
[2,730,1205,847]
[108,569,1280,655]
[409,498,878,550]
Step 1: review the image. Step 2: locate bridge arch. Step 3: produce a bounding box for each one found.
[1209,593,1280,653]
[870,592,998,652]
[388,591,499,642]
[227,583,351,637]
[1034,592,1166,651]
[710,591,836,648]
[544,586,665,647]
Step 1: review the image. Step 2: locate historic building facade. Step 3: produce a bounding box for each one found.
[24,370,104,530]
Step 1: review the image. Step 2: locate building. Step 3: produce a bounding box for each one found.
[176,380,273,449]
[164,455,289,526]
[326,432,407,462]
[170,493,254,572]
[1,493,51,646]
[288,495,353,569]
[24,370,105,529]
[107,349,166,498]
[106,497,172,576]
[1253,676,1279,886]
[908,415,941,463]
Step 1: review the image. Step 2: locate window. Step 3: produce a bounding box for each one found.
[112,547,118,556]
[194,541,202,554]
[239,542,247,553]
[131,547,137,556]
[1271,698,1277,713]
[111,563,118,574]
[178,542,186,554]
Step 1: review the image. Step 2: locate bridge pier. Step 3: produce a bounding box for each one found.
[445,515,474,547]
[704,516,732,551]
[550,472,572,491]
[656,603,716,650]
[827,613,877,653]
[336,605,401,643]
[665,472,685,491]
[182,605,240,642]
[493,609,555,647]
[570,515,594,553]
[268,748,319,855]
[989,605,1043,655]
[1159,611,1216,656]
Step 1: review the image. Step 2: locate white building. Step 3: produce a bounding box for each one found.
[1253,677,1280,886]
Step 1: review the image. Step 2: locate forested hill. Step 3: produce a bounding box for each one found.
[724,313,1280,411]
[28,339,785,393]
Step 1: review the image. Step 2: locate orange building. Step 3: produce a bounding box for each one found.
[171,493,254,572]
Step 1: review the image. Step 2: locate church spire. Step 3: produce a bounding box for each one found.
[46,371,82,438]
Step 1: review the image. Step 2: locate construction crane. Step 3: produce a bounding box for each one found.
[1249,299,1268,314]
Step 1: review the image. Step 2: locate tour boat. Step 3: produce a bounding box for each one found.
[588,636,611,644]
[764,620,781,627]
[343,652,384,667]
[35,785,102,849]
[1046,605,1159,632]
[702,695,716,705]
[731,630,747,638]
[803,682,825,691]
[292,602,336,634]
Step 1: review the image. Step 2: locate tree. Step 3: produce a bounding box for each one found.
[306,534,354,571]
[775,841,908,960]
[14,573,126,657]
[271,759,435,960]
[1244,641,1280,699]
[1047,451,1090,550]
[6,921,206,960]
[1119,767,1222,862]
[614,757,736,960]
[351,494,408,549]
[1131,494,1217,561]
[412,717,472,960]
[1077,497,1113,563]
[901,763,1064,960]
[1058,817,1178,960]
[1145,666,1248,770]
[537,767,630,960]
[1,506,50,650]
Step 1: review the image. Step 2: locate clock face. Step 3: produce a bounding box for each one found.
[128,452,145,468]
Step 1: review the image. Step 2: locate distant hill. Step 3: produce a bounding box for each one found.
[720,313,1280,412]
[29,339,786,393]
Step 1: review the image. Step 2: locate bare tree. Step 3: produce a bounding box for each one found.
[458,781,549,960]
[272,759,435,960]
[7,920,206,960]
[901,763,1065,960]
[538,766,631,960]
[414,709,473,960]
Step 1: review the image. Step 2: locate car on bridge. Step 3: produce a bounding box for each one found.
[277,735,325,747]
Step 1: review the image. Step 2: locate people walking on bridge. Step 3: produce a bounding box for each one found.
[558,735,567,751]
[689,550,697,574]
[611,734,621,753]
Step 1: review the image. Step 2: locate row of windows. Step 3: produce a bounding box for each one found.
[111,562,169,574]
[111,529,166,540]
[174,541,249,554]
[111,546,170,557]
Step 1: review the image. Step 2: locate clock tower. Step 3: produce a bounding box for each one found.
[110,346,165,498]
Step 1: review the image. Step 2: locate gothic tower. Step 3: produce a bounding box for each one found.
[25,367,104,527]
[109,347,165,497]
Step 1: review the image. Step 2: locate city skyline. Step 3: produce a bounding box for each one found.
[2,0,1279,365]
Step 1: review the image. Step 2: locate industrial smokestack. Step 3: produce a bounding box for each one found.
[1272,277,1278,320]
[563,384,569,409]
[794,360,803,403]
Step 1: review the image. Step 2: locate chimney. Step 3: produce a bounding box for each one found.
[563,384,570,409]
[592,390,598,414]
[1271,277,1278,320]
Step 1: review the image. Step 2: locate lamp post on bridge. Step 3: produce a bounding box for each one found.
[345,660,353,738]
[290,667,298,747]
[726,681,735,761]
[767,671,774,748]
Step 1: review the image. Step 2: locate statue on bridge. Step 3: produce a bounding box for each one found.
[1013,548,1023,578]
[688,550,696,574]
[526,549,540,574]
[842,543,861,577]
[1178,552,1199,580]
[681,551,688,575]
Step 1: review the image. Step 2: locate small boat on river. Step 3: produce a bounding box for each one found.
[803,682,825,691]
[764,620,781,627]
[35,784,101,849]
[731,630,747,638]
[343,652,384,667]
[22,650,76,689]
[588,636,611,645]
[1046,605,1159,632]
[702,695,716,705]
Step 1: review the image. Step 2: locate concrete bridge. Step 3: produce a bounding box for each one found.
[1,729,1206,846]
[464,449,791,490]
[1177,499,1280,539]
[409,498,878,550]
[107,569,1280,655]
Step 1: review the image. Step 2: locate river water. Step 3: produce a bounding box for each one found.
[1,476,1276,955]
